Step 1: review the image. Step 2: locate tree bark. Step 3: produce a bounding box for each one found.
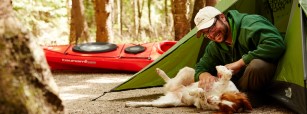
[171,0,191,41]
[69,0,89,44]
[205,0,218,6]
[190,0,218,28]
[133,0,138,39]
[0,0,64,113]
[190,0,206,28]
[137,0,144,39]
[164,0,168,27]
[116,0,122,36]
[94,0,113,42]
[148,0,152,25]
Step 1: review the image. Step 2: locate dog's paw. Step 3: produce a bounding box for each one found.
[156,68,161,73]
[156,68,168,78]
[156,68,164,76]
[207,95,220,105]
[189,88,204,97]
[216,65,232,80]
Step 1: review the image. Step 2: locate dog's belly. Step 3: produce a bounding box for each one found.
[209,81,239,96]
[180,82,199,105]
[224,81,238,92]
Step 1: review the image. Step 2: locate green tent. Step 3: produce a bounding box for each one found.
[99,0,307,113]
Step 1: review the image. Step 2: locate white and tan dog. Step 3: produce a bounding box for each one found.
[125,66,252,113]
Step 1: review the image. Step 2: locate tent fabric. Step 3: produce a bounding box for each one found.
[104,0,307,113]
[274,0,305,88]
[111,0,237,92]
[269,1,307,113]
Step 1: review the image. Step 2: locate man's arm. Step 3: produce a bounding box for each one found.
[194,42,220,82]
[225,59,245,74]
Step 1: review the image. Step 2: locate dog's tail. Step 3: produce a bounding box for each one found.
[156,68,171,82]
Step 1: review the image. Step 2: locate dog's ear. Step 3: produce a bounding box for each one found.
[243,100,253,111]
[237,93,253,111]
[218,103,236,114]
[241,97,253,110]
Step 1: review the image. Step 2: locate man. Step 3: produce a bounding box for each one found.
[193,6,286,100]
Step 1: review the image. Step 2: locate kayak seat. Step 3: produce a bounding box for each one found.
[124,45,146,54]
[72,42,118,53]
[156,41,177,54]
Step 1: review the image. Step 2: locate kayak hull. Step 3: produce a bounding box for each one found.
[43,41,176,72]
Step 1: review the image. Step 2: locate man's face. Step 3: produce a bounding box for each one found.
[197,16,228,43]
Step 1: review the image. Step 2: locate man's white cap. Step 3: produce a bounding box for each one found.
[194,6,221,30]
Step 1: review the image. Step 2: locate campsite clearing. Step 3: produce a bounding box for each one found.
[53,72,295,114]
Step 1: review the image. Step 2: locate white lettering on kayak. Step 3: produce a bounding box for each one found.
[61,59,96,64]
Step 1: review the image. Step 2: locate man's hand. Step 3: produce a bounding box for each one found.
[225,59,245,74]
[198,72,217,91]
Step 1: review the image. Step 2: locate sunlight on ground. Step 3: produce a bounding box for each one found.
[59,85,90,100]
[60,93,90,100]
[86,76,130,84]
[58,76,131,101]
[61,85,90,92]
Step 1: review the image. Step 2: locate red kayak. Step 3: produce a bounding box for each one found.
[43,41,176,72]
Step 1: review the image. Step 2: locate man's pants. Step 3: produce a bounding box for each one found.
[235,59,277,92]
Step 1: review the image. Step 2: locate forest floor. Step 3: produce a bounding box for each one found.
[53,71,295,114]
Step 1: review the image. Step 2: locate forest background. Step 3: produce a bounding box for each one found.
[0,0,297,113]
[13,0,216,45]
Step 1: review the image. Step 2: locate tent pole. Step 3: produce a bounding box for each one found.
[91,91,109,101]
[305,80,307,114]
[301,3,307,81]
[300,5,307,113]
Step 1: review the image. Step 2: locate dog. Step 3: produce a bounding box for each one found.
[125,66,252,113]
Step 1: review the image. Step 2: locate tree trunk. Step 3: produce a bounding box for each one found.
[171,0,191,41]
[94,0,112,42]
[69,0,89,44]
[0,0,64,113]
[133,0,138,39]
[190,0,206,28]
[148,0,152,25]
[205,0,218,6]
[190,0,218,29]
[67,0,71,33]
[164,0,168,27]
[137,0,144,39]
[116,0,122,36]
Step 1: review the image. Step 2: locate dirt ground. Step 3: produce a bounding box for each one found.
[53,72,295,114]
